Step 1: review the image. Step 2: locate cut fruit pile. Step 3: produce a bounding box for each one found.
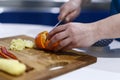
[35,31,59,50]
[10,38,34,51]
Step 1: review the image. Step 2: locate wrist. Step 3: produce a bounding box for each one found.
[89,22,103,42]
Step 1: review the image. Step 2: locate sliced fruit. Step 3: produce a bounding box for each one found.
[35,31,59,50]
[0,46,18,60]
[35,31,48,49]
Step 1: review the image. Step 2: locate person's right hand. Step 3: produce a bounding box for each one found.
[58,0,82,22]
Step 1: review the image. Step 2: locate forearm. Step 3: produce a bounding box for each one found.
[93,13,120,40]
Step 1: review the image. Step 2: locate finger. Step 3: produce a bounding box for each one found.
[65,9,80,22]
[58,5,68,20]
[47,25,66,40]
[48,31,69,47]
[58,4,74,21]
[54,37,71,51]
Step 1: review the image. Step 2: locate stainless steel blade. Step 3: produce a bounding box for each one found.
[52,20,62,30]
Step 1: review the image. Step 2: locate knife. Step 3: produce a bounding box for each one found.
[47,20,63,40]
[51,20,63,31]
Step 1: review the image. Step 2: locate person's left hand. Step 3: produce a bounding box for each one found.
[47,22,100,51]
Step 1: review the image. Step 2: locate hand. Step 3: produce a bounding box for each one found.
[58,0,82,22]
[47,22,100,51]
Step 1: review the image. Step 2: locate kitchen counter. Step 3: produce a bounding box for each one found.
[0,23,120,80]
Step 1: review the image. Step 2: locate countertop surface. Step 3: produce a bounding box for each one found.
[0,23,120,80]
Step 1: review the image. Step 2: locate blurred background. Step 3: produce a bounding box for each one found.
[0,0,111,26]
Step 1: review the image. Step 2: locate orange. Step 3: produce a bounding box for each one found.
[35,31,48,49]
[35,31,59,50]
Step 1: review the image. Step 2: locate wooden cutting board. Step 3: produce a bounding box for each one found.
[0,35,97,80]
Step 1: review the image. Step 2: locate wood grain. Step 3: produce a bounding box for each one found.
[0,35,97,80]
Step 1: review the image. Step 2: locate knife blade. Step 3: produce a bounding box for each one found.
[51,20,62,31]
[47,20,63,40]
